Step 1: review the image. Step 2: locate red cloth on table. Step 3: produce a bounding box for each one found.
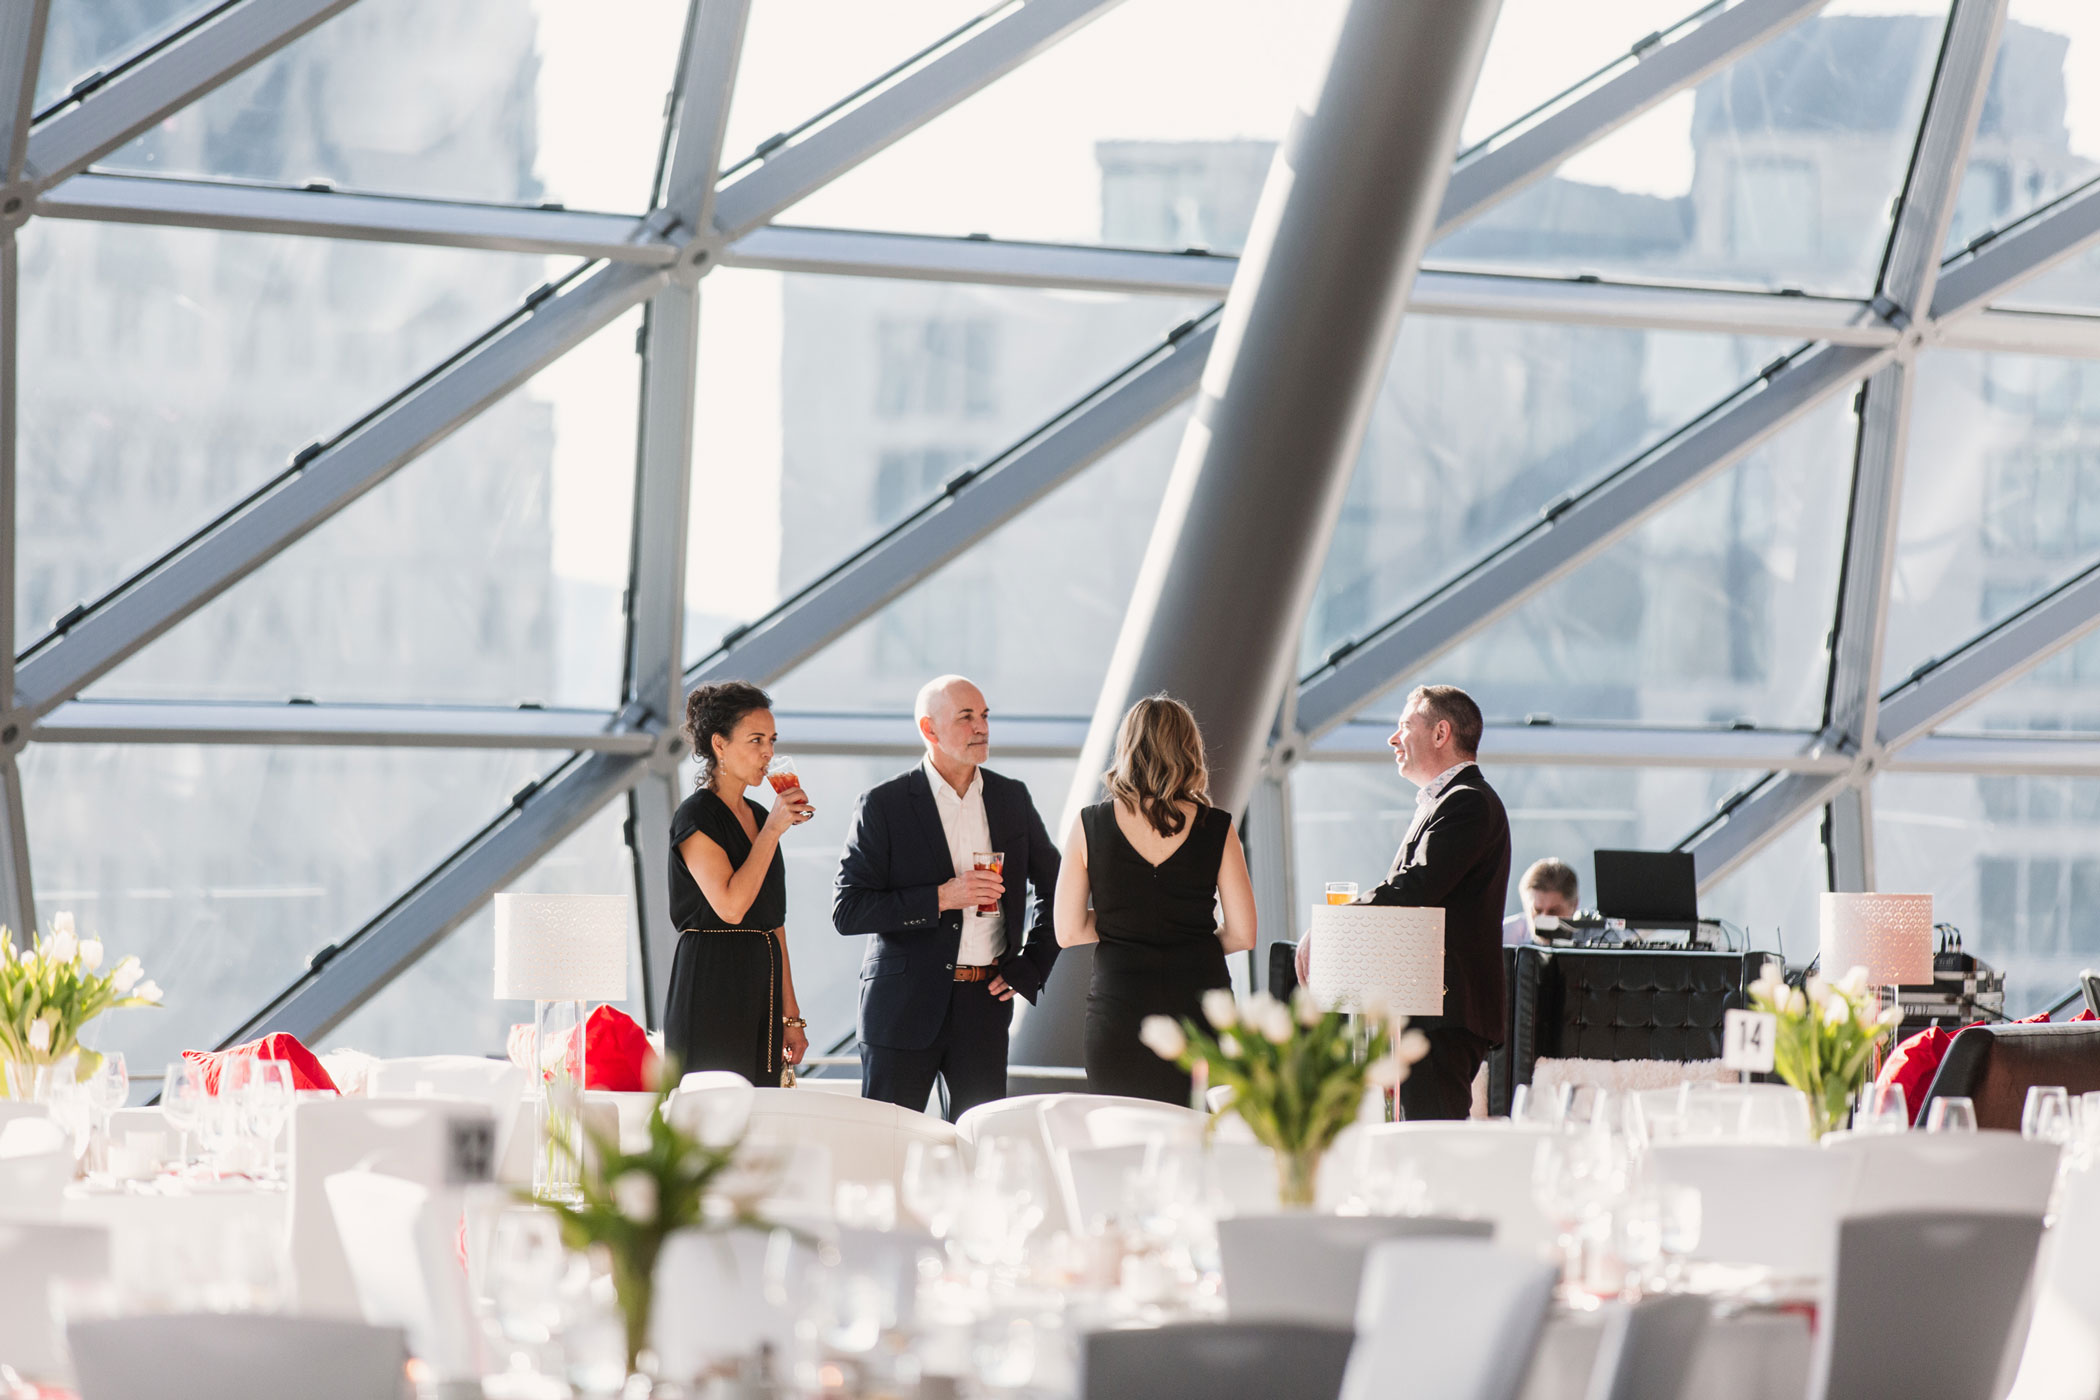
[1874,1008,2096,1123]
[183,1032,337,1093]
[505,1005,658,1092]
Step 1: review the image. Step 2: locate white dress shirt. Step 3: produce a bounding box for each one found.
[922,756,1006,966]
[1416,759,1477,806]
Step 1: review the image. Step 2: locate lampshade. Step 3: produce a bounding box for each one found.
[1305,904,1445,1017]
[1818,892,1934,986]
[494,893,629,1001]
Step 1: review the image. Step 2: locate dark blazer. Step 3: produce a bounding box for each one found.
[1368,765,1513,1045]
[833,764,1061,1052]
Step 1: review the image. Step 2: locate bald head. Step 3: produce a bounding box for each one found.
[917,674,990,783]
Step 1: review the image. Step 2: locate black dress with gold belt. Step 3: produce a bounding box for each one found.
[664,788,787,1085]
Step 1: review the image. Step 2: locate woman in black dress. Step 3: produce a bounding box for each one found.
[664,681,814,1085]
[1054,695,1258,1104]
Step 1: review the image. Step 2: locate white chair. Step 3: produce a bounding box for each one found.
[69,1314,408,1400]
[1825,1130,2062,1218]
[369,1055,526,1158]
[1808,1211,2048,1400]
[649,1226,813,1383]
[665,1071,756,1147]
[1218,1213,1493,1325]
[955,1093,1064,1155]
[1341,1238,1558,1400]
[585,1089,661,1154]
[0,1221,108,1381]
[2009,1165,2100,1400]
[1080,1102,1207,1148]
[1039,1094,1197,1154]
[323,1169,486,1382]
[1584,1293,1711,1400]
[741,1088,961,1198]
[1081,1321,1355,1400]
[1647,1143,1848,1278]
[289,1098,496,1318]
[1355,1122,1557,1256]
[0,1147,71,1221]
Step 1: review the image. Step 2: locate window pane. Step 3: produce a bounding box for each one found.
[1303,321,1795,671]
[18,220,555,651]
[1944,1,2100,257]
[1429,3,1946,296]
[1288,761,1762,944]
[1882,349,2100,691]
[1701,807,1826,963]
[22,744,563,1075]
[35,0,204,113]
[1336,386,1856,729]
[765,405,1186,717]
[320,804,644,1058]
[92,0,686,211]
[1930,636,2100,733]
[1878,771,2100,1016]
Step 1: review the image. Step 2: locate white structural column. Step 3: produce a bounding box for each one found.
[1684,0,2009,889]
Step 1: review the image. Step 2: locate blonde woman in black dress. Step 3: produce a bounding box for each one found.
[664,681,813,1084]
[1054,694,1258,1103]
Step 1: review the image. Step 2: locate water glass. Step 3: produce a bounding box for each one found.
[902,1141,966,1238]
[484,1207,568,1356]
[1509,1083,1559,1128]
[1925,1097,1978,1133]
[243,1061,294,1180]
[162,1060,206,1168]
[2023,1086,2073,1145]
[1855,1083,1908,1135]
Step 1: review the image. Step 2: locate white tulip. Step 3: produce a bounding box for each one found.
[1804,975,1830,1007]
[1397,1028,1431,1065]
[1823,994,1852,1027]
[50,912,74,939]
[112,957,142,994]
[1293,987,1323,1028]
[47,928,75,964]
[1138,1016,1188,1061]
[1364,1056,1403,1089]
[78,939,103,973]
[1786,986,1807,1017]
[1218,1033,1243,1059]
[1838,966,1870,1000]
[134,980,163,1003]
[1201,989,1239,1031]
[1258,1001,1294,1044]
[26,1018,50,1052]
[1877,1007,1903,1031]
[612,1170,657,1224]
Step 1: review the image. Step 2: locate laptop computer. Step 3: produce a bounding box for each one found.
[1592,849,1700,931]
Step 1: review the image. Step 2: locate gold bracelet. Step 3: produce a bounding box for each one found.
[782,1016,807,1029]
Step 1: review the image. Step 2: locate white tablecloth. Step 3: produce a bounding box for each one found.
[62,1181,289,1295]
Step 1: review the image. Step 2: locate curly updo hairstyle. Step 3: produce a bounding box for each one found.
[684,680,773,787]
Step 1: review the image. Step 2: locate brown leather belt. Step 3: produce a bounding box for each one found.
[953,965,994,983]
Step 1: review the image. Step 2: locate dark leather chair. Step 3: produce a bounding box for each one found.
[1080,1321,1354,1400]
[1918,1020,2100,1132]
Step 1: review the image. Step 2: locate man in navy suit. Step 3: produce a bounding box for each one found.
[834,675,1061,1120]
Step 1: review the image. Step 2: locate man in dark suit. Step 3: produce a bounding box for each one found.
[1299,684,1511,1120]
[834,675,1060,1120]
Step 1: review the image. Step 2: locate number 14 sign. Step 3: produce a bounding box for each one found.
[1723,1007,1778,1074]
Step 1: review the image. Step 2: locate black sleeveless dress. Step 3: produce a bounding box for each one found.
[664,788,787,1086]
[1081,801,1233,1105]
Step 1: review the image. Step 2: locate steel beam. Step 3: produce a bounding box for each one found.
[1244,770,1295,993]
[763,710,1091,758]
[1932,178,2100,324]
[0,227,24,941]
[1294,342,1887,741]
[626,286,702,729]
[1940,308,2100,359]
[1684,770,1850,890]
[627,772,679,1032]
[0,0,50,188]
[0,760,31,941]
[1877,559,2100,750]
[13,260,669,719]
[1891,733,2100,777]
[685,316,1217,689]
[21,0,360,191]
[1826,785,1873,892]
[657,0,753,234]
[708,0,1126,242]
[223,751,648,1044]
[1434,0,1831,237]
[36,172,677,263]
[1309,719,1849,772]
[30,699,651,751]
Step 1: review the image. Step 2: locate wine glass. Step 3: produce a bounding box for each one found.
[1855,1083,1908,1135]
[1925,1097,1978,1134]
[162,1060,205,1169]
[484,1207,568,1376]
[2023,1086,2072,1145]
[901,1140,966,1238]
[242,1061,294,1181]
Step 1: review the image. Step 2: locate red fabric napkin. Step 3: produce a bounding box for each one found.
[183,1032,338,1094]
[505,1005,658,1091]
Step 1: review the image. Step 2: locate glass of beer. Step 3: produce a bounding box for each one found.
[973,851,1005,914]
[1325,881,1358,905]
[766,755,802,796]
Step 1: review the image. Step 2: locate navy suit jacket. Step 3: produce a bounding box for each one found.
[833,765,1061,1052]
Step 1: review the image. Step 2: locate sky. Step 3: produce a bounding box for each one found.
[516,0,2100,624]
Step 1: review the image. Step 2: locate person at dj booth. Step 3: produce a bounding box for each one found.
[1296,683,1512,1122]
[1503,857,1579,946]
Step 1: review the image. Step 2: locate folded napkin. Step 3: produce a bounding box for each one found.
[183,1032,338,1094]
[505,1005,659,1092]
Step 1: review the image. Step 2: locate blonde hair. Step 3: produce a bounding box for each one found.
[1104,694,1210,838]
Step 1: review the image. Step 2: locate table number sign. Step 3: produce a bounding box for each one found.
[1722,1007,1778,1074]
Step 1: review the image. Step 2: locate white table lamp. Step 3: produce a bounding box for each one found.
[1818,892,1934,988]
[1305,903,1445,1018]
[495,893,628,1201]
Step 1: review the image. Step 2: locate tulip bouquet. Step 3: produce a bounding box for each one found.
[1746,962,1902,1138]
[1143,988,1429,1208]
[0,913,162,1093]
